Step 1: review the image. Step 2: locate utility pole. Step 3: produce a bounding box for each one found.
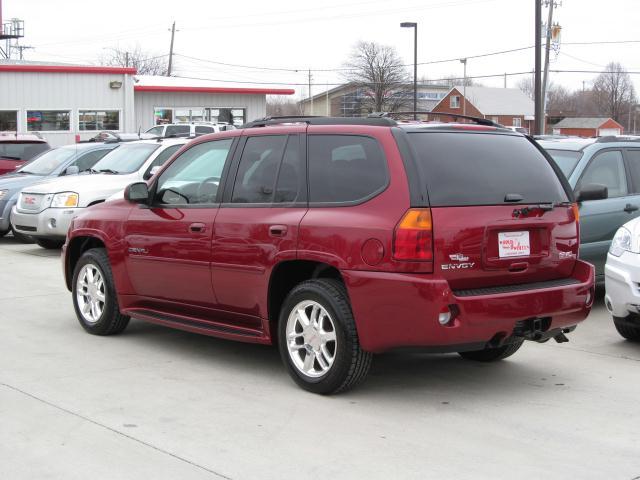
[504,73,507,88]
[308,69,313,115]
[541,1,556,116]
[125,51,129,68]
[167,21,176,76]
[534,0,543,135]
[15,45,33,60]
[460,58,467,116]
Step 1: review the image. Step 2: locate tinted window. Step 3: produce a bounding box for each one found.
[624,149,640,193]
[165,125,190,136]
[231,136,287,203]
[92,143,159,174]
[0,142,49,161]
[19,147,76,175]
[546,149,583,177]
[143,144,182,180]
[275,136,304,203]
[195,126,215,134]
[73,148,113,172]
[308,135,387,204]
[406,132,569,206]
[579,150,627,198]
[156,139,233,205]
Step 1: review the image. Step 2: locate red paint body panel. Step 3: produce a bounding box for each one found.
[63,124,595,354]
[0,158,23,175]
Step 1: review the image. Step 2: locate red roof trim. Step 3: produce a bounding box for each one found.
[134,85,295,95]
[0,64,137,74]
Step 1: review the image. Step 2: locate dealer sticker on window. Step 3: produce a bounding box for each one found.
[498,231,530,258]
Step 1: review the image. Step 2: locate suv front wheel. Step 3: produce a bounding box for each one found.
[278,279,372,394]
[72,248,130,335]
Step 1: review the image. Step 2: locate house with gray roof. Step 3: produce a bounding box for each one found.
[552,117,623,137]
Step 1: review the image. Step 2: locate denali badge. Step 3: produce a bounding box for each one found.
[449,253,469,262]
[128,247,149,255]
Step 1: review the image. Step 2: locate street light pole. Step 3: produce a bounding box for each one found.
[460,58,467,116]
[400,22,418,120]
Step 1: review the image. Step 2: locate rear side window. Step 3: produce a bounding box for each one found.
[308,135,388,204]
[165,125,190,136]
[195,126,215,134]
[545,149,583,178]
[406,132,569,206]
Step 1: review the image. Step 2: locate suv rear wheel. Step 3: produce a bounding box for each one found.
[72,248,130,335]
[278,279,372,394]
[458,339,524,362]
[613,315,640,341]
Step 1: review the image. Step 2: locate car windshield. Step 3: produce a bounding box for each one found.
[545,149,583,178]
[0,142,49,161]
[19,147,77,175]
[91,143,159,174]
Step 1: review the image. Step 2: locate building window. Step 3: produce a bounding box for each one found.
[78,110,120,131]
[26,110,70,131]
[492,116,499,124]
[450,96,460,108]
[0,110,18,131]
[513,117,522,127]
[154,108,173,125]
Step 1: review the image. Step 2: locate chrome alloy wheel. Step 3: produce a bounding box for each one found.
[76,263,106,324]
[286,300,337,378]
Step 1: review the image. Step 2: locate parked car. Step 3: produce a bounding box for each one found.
[539,136,640,282]
[145,122,235,138]
[605,216,640,340]
[12,138,187,249]
[0,133,50,175]
[62,116,594,394]
[0,142,118,242]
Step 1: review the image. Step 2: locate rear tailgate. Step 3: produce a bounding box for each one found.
[405,130,578,290]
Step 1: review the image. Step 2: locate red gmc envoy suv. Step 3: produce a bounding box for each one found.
[62,115,595,394]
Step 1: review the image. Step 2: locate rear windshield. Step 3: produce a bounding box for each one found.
[406,132,569,206]
[92,143,159,174]
[0,142,49,161]
[545,149,583,178]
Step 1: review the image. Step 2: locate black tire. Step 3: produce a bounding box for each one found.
[278,278,372,394]
[71,248,130,335]
[458,339,524,362]
[35,238,64,249]
[0,229,7,238]
[613,316,640,341]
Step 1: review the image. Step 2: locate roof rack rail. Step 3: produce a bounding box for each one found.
[241,116,397,128]
[369,111,501,127]
[596,135,640,143]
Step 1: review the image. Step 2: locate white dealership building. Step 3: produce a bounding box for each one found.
[0,62,295,146]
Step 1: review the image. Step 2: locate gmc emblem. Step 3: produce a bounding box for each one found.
[24,196,36,205]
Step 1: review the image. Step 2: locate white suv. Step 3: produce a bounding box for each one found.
[146,123,235,138]
[11,138,187,249]
[605,216,640,340]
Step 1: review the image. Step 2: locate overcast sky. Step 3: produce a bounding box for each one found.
[4,0,640,98]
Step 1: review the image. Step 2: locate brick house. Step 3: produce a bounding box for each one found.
[430,86,535,132]
[552,117,623,137]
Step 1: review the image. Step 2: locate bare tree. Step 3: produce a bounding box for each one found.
[592,62,636,122]
[437,74,482,88]
[516,74,535,100]
[100,46,169,76]
[342,41,411,113]
[266,96,303,117]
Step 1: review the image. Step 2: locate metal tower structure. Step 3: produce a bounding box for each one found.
[0,0,25,59]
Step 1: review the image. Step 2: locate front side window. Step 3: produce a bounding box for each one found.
[450,96,460,108]
[156,139,233,205]
[308,135,388,204]
[91,143,159,174]
[72,148,113,173]
[231,135,287,204]
[143,144,182,180]
[27,110,71,131]
[0,110,17,130]
[578,150,627,198]
[79,110,119,131]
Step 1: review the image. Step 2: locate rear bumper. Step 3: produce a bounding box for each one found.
[11,206,80,239]
[343,260,595,353]
[604,251,640,318]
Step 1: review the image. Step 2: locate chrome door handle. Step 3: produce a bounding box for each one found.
[269,225,287,237]
[189,222,206,233]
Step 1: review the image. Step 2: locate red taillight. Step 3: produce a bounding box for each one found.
[393,208,433,261]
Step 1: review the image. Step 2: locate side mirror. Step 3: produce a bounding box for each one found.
[143,165,161,181]
[65,165,79,176]
[576,183,608,202]
[124,182,150,204]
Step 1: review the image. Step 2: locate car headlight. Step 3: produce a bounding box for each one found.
[51,192,79,208]
[0,189,7,200]
[609,227,633,256]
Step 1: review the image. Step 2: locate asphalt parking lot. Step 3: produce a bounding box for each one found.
[1,236,639,480]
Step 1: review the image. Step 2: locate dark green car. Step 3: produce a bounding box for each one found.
[540,137,640,282]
